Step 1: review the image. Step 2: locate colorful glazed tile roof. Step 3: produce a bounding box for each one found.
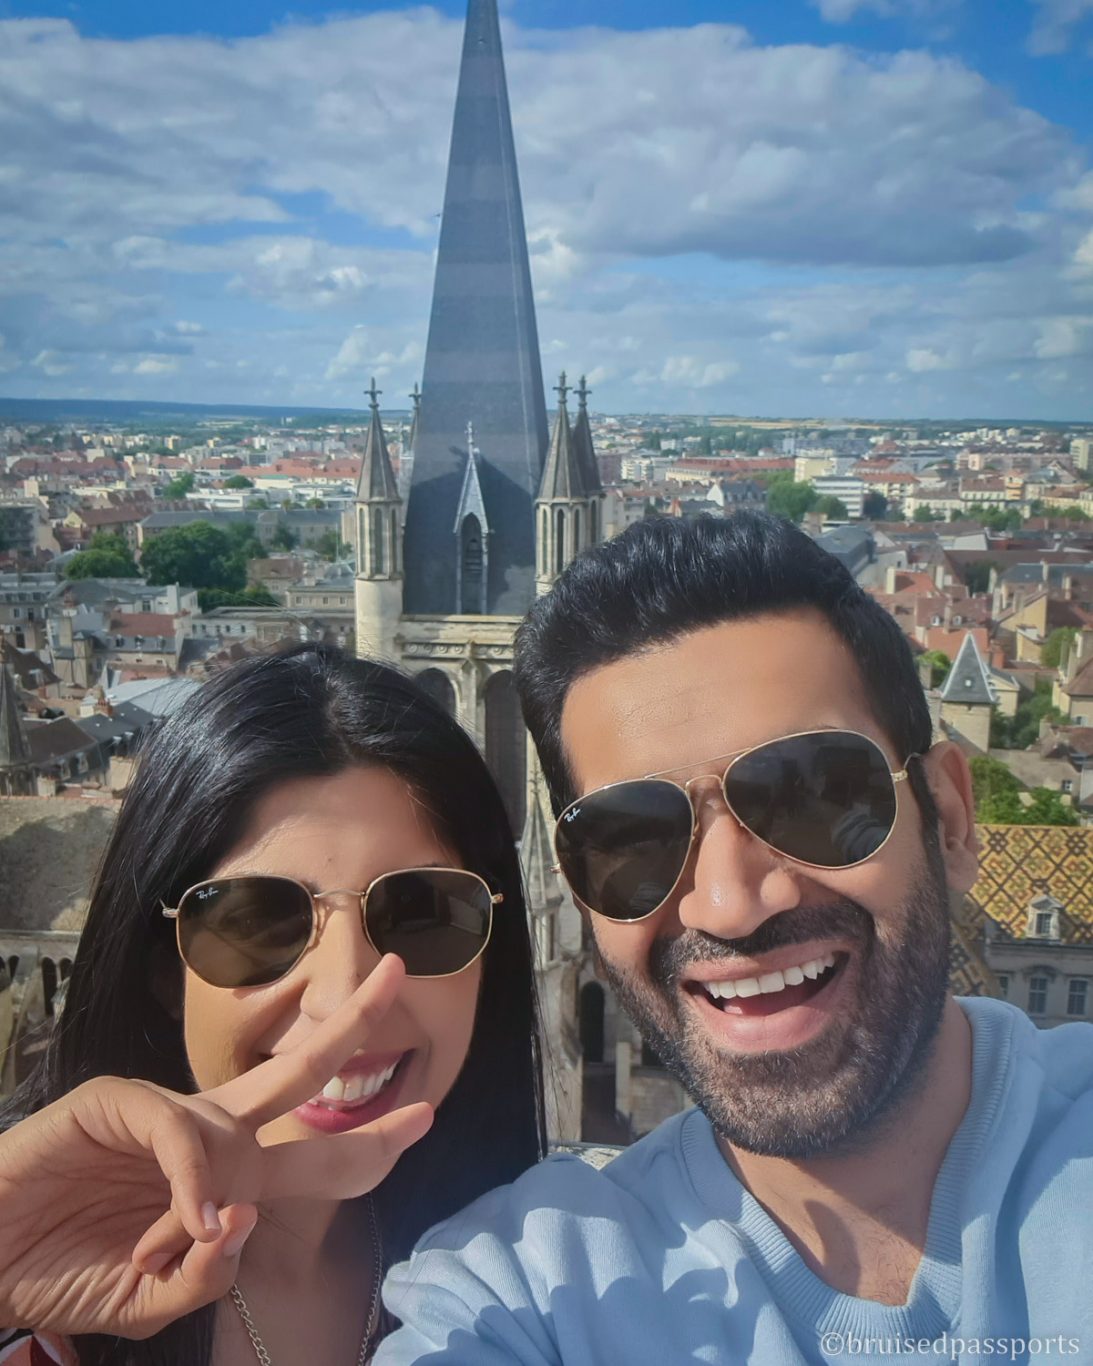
[966,823,1093,945]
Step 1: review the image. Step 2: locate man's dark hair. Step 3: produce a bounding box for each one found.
[514,512,935,816]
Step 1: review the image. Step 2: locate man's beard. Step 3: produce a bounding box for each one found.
[598,843,953,1159]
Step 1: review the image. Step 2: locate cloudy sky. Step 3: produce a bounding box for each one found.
[1,0,1092,419]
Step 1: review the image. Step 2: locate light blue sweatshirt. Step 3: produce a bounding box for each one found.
[377,999,1093,1365]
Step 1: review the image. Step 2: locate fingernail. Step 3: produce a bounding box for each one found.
[142,1252,171,1276]
[202,1202,221,1233]
[222,1220,256,1259]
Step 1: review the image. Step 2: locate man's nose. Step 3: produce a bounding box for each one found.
[298,893,385,1018]
[671,782,802,940]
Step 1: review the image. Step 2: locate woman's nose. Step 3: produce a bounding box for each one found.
[298,893,384,1018]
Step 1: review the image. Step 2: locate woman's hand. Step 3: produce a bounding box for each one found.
[0,955,432,1340]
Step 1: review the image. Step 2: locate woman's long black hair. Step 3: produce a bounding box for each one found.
[0,644,546,1364]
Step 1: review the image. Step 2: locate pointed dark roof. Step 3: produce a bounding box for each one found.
[454,426,489,532]
[0,663,31,768]
[940,632,996,706]
[573,375,604,496]
[403,0,549,615]
[407,383,421,455]
[356,378,400,504]
[539,374,588,501]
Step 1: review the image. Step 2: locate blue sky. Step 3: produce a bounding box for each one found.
[1,0,1092,418]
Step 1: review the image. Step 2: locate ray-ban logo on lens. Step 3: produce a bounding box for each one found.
[195,887,219,901]
[563,807,582,822]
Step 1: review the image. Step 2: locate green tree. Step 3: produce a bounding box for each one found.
[223,474,254,490]
[66,530,141,581]
[977,505,1023,533]
[990,679,1063,751]
[140,522,245,591]
[161,471,196,498]
[962,561,996,595]
[913,505,941,523]
[920,650,951,688]
[766,475,817,523]
[815,495,849,520]
[1021,788,1080,826]
[306,497,325,510]
[270,525,298,551]
[1042,627,1078,670]
[316,529,350,561]
[197,585,279,612]
[862,491,888,520]
[970,754,1021,806]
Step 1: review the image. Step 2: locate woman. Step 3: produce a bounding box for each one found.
[0,643,546,1363]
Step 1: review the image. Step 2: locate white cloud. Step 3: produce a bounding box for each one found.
[906,348,950,372]
[1028,0,1093,54]
[0,9,1090,415]
[1034,317,1093,358]
[809,0,954,21]
[31,350,72,376]
[659,356,741,388]
[134,357,179,374]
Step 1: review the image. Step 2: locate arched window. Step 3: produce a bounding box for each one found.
[415,668,456,717]
[41,958,58,1018]
[390,509,399,573]
[460,515,484,614]
[589,499,598,545]
[579,982,606,1063]
[554,509,565,576]
[484,670,526,835]
[358,509,368,566]
[539,508,549,574]
[573,507,582,554]
[372,507,386,576]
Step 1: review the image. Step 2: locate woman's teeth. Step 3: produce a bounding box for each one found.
[310,1061,399,1109]
[703,952,838,1003]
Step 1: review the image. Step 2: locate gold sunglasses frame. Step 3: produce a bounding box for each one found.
[551,728,912,924]
[162,866,502,985]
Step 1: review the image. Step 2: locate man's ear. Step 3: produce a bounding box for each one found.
[919,741,978,894]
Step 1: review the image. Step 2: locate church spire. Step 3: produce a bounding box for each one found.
[538,373,586,501]
[573,375,604,496]
[402,0,549,616]
[536,372,605,595]
[356,377,400,504]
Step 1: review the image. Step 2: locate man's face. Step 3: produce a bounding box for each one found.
[559,609,975,1158]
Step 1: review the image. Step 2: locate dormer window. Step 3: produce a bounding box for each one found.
[1026,895,1063,941]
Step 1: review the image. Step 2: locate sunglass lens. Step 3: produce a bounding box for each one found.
[725,731,898,867]
[556,780,694,921]
[366,870,492,976]
[177,877,312,988]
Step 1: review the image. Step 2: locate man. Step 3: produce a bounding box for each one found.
[377,513,1093,1365]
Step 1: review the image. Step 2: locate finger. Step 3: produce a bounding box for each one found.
[144,1111,221,1244]
[205,956,407,1130]
[137,1203,257,1292]
[259,1101,434,1201]
[132,1208,190,1275]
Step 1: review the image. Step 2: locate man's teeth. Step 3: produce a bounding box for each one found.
[311,1062,399,1109]
[704,952,837,1002]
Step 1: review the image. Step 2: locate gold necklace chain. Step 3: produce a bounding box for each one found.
[229,1194,383,1366]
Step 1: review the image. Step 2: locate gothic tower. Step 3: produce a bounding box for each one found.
[0,663,32,797]
[353,378,403,662]
[351,0,588,1140]
[535,373,605,595]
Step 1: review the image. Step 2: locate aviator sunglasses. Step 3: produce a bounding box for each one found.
[553,729,911,923]
[162,867,499,988]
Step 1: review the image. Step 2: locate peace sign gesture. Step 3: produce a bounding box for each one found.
[0,956,432,1341]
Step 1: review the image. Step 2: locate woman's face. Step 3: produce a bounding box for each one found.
[181,765,482,1146]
